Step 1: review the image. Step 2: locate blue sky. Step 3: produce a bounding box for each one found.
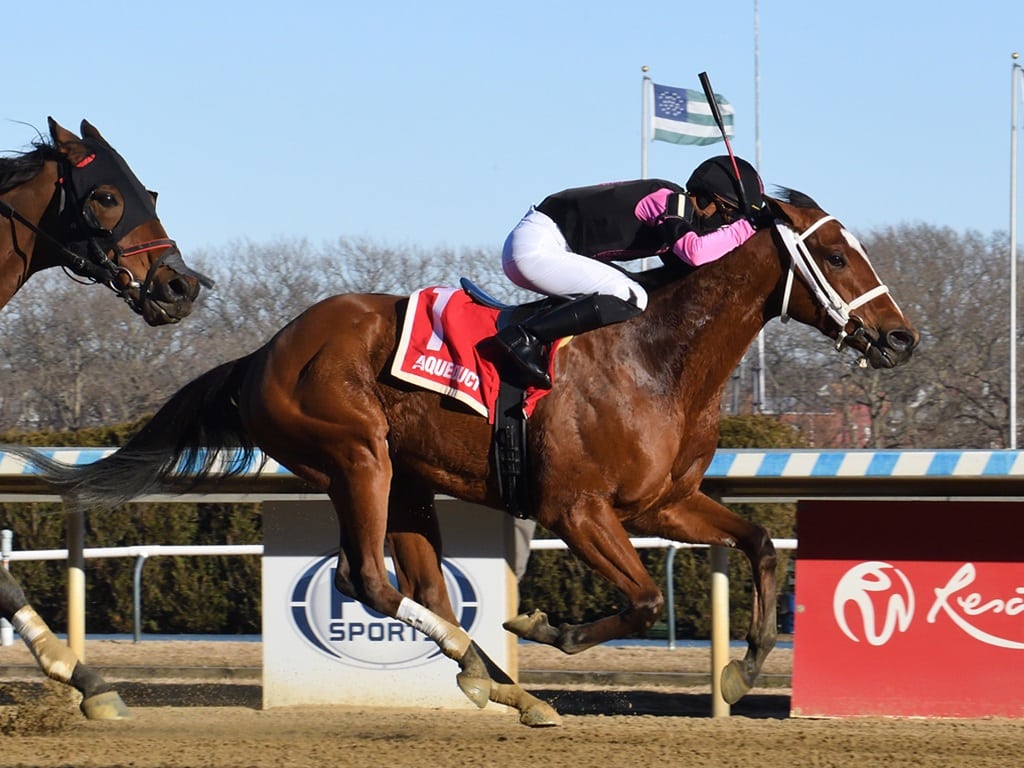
[3,2,1023,257]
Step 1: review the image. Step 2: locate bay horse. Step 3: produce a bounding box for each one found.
[9,190,919,726]
[0,118,213,718]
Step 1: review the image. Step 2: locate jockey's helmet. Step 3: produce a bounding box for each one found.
[686,156,764,215]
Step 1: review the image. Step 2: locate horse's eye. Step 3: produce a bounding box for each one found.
[826,251,846,268]
[91,191,119,208]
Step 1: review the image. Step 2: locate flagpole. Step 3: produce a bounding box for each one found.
[1012,52,1021,449]
[753,0,766,414]
[641,67,651,179]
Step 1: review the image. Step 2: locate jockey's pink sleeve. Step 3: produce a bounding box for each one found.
[633,188,674,223]
[674,219,756,266]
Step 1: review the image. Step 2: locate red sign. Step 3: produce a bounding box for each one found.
[792,500,1024,718]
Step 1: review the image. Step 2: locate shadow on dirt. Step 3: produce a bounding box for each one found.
[2,682,790,718]
[532,688,790,719]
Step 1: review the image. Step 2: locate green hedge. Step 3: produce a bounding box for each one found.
[0,424,262,634]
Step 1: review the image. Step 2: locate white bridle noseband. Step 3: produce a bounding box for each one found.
[776,215,890,350]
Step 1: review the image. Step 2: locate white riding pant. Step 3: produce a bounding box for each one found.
[501,207,649,310]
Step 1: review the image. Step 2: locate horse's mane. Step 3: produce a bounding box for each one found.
[0,140,61,196]
[771,186,821,210]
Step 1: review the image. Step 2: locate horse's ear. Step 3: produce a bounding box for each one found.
[48,117,80,147]
[765,196,816,230]
[80,120,110,147]
[48,117,92,164]
[765,196,792,224]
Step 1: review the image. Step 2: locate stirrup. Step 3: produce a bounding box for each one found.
[508,357,552,390]
[493,329,551,389]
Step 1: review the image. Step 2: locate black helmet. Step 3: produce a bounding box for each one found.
[686,156,764,214]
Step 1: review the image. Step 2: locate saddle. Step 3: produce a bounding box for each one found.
[459,277,556,330]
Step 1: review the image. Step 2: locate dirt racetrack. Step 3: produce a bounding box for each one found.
[1,640,1022,768]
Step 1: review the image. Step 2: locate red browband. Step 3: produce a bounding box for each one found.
[119,238,176,257]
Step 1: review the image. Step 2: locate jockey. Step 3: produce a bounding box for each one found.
[485,156,768,389]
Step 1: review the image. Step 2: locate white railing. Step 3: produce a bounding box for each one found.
[5,544,263,563]
[2,535,797,651]
[1,540,261,643]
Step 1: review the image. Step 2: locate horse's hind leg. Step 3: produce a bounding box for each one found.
[385,483,560,727]
[326,461,485,697]
[379,488,487,704]
[465,640,561,727]
[0,567,129,719]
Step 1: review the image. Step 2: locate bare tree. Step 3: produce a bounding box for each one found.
[0,237,508,432]
[4,223,1012,448]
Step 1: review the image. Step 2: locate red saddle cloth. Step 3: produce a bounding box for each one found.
[391,286,552,422]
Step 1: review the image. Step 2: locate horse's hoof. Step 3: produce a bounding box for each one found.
[502,610,542,635]
[80,690,132,720]
[502,610,559,644]
[519,701,562,727]
[456,673,491,708]
[720,660,753,705]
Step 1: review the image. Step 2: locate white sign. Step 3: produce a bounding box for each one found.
[261,499,517,709]
[288,553,482,668]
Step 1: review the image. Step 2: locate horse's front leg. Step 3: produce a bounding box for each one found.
[630,492,778,704]
[504,498,666,653]
[505,491,778,704]
[722,525,778,704]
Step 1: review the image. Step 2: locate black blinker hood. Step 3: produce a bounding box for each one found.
[61,136,160,249]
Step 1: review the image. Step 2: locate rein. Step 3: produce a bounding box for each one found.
[775,215,890,350]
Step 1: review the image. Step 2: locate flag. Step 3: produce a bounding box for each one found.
[650,82,734,146]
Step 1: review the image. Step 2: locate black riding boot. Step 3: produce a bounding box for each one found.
[491,294,643,389]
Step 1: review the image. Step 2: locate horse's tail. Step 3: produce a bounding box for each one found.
[7,354,260,512]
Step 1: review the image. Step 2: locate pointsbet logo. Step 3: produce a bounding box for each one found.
[289,553,481,668]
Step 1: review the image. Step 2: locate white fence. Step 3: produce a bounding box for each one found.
[0,539,262,643]
[2,533,796,654]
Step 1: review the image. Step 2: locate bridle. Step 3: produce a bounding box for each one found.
[62,233,209,317]
[0,145,213,316]
[775,214,890,351]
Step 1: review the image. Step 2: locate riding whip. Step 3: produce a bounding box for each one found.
[697,71,749,212]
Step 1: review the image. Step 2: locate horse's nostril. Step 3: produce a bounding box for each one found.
[165,277,197,301]
[887,329,918,352]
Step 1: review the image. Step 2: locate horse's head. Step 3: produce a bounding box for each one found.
[765,190,919,369]
[47,118,214,326]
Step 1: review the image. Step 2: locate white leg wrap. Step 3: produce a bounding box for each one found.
[396,597,471,658]
[12,605,77,683]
